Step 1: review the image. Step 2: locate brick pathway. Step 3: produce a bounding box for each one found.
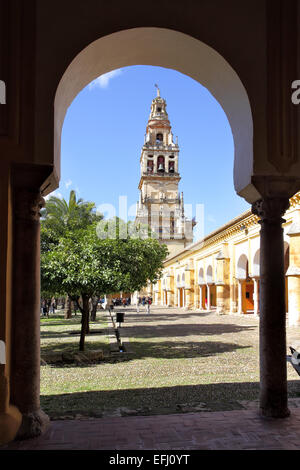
[2,407,300,450]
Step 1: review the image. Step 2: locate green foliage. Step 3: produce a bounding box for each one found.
[41,223,168,297]
[41,189,103,243]
[41,190,168,299]
[40,191,168,351]
[96,217,158,241]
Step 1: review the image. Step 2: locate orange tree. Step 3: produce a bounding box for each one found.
[41,222,168,351]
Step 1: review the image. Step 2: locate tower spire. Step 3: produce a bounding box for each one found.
[135,89,194,256]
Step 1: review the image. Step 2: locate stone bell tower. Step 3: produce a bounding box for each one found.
[135,86,195,257]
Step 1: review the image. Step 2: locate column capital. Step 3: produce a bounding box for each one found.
[15,190,45,222]
[252,197,290,223]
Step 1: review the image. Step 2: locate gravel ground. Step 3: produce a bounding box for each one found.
[40,307,300,419]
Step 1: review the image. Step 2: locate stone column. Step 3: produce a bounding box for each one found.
[10,188,50,438]
[153,156,157,174]
[252,197,290,418]
[216,284,225,314]
[166,290,173,307]
[165,156,169,173]
[193,287,199,309]
[199,285,203,309]
[230,281,238,313]
[184,288,192,310]
[173,288,177,307]
[206,284,211,310]
[237,280,243,314]
[175,157,178,173]
[216,251,230,314]
[253,278,259,316]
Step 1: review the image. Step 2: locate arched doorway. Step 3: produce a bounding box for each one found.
[252,249,260,315]
[180,272,185,308]
[236,254,254,314]
[206,265,214,310]
[198,267,205,309]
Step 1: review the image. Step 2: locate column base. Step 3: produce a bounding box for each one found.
[259,405,290,419]
[16,408,50,440]
[217,308,229,315]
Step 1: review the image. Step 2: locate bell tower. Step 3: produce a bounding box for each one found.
[135,86,194,256]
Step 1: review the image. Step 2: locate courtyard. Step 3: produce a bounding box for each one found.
[3,306,300,450]
[39,307,300,420]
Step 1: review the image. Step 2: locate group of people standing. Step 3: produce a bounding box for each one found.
[111,297,131,307]
[41,300,56,317]
[136,296,152,314]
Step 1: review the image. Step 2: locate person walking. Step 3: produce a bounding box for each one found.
[136,297,141,313]
[146,297,151,314]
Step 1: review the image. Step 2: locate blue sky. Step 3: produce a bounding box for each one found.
[56,65,250,240]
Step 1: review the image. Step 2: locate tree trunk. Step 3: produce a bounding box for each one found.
[79,294,90,351]
[91,296,100,321]
[86,303,90,334]
[65,296,72,319]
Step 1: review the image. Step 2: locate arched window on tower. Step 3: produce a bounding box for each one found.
[169,161,175,173]
[157,156,165,173]
[147,159,154,173]
[156,133,163,144]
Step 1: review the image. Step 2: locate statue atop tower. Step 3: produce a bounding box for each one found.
[135,88,194,257]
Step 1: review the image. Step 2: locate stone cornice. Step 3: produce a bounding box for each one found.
[163,191,300,268]
[15,190,45,222]
[138,174,181,189]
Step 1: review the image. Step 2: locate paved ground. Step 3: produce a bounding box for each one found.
[3,407,300,450]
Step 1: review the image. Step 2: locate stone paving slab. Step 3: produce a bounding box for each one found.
[3,408,300,450]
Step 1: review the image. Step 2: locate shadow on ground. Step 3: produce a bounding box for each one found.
[40,380,300,419]
[41,339,251,363]
[120,322,256,338]
[40,381,259,418]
